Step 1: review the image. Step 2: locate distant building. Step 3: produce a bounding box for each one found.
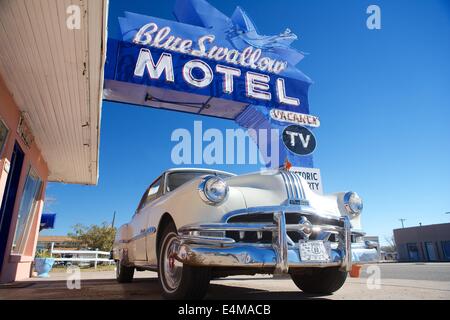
[394,223,450,262]
[37,236,81,252]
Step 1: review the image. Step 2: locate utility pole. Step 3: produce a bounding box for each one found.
[111,211,116,229]
[399,218,406,228]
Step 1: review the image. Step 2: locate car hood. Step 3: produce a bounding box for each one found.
[225,170,342,218]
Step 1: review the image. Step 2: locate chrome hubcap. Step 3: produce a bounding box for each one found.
[162,234,182,291]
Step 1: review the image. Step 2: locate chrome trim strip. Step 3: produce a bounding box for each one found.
[288,224,342,233]
[179,222,344,234]
[292,172,305,199]
[287,172,299,199]
[286,172,299,199]
[289,171,298,198]
[274,211,289,273]
[180,223,276,232]
[221,205,341,223]
[119,227,156,244]
[280,171,307,201]
[179,235,236,245]
[174,243,344,268]
[341,217,352,272]
[280,171,292,199]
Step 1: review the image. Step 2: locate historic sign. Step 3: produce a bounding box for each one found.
[291,167,323,194]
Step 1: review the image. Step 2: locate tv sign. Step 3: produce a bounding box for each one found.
[282,125,316,156]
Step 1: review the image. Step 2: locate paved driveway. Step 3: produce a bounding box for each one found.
[0,263,449,300]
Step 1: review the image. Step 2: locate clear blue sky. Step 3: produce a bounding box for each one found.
[43,0,450,244]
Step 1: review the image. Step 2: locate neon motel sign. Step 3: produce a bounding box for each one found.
[133,23,301,107]
[103,1,316,169]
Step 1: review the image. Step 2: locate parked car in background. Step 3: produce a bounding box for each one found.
[113,168,377,299]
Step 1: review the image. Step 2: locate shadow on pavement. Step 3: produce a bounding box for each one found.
[207,283,330,300]
[0,277,331,300]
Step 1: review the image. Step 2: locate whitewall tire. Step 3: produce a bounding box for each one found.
[157,223,211,300]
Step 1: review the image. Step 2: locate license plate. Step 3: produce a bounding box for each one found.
[299,240,331,262]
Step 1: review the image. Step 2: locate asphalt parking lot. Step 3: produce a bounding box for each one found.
[0,263,449,300]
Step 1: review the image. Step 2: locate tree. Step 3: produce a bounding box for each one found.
[68,222,116,252]
[381,235,397,253]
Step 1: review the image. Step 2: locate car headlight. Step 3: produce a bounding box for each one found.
[198,176,229,205]
[343,192,363,216]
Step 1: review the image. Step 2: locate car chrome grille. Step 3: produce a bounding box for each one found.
[226,212,342,244]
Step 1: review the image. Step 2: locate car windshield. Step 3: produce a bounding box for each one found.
[166,171,232,192]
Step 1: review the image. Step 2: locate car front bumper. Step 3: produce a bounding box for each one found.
[174,208,379,273]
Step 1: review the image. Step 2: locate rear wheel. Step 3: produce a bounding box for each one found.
[291,267,347,294]
[116,259,134,283]
[158,223,211,300]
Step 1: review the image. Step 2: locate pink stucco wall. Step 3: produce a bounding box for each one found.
[0,75,49,283]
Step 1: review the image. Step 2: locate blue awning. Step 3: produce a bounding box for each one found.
[40,213,56,231]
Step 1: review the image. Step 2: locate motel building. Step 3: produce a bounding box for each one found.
[0,0,107,283]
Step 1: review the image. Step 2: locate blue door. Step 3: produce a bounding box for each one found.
[425,242,438,261]
[407,243,420,261]
[0,142,25,270]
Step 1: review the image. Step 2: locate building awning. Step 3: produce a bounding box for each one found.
[40,213,56,231]
[0,0,108,185]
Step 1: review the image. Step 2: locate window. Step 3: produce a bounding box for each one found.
[425,242,438,261]
[441,241,450,261]
[0,118,8,157]
[407,243,420,261]
[145,177,162,204]
[11,167,43,254]
[136,176,162,213]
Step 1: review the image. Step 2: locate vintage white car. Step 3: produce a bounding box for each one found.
[113,168,378,299]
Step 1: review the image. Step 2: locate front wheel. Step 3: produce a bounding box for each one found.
[291,267,347,294]
[158,223,211,300]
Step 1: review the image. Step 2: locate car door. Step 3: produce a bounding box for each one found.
[129,177,163,262]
